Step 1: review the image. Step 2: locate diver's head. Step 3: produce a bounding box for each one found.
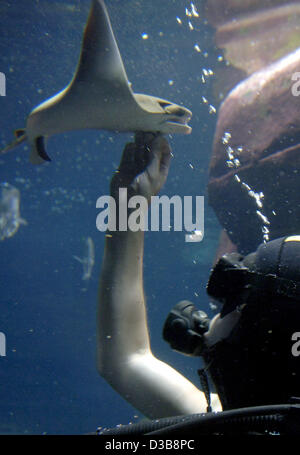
[164,236,300,410]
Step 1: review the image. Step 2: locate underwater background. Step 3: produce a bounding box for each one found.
[0,0,228,434]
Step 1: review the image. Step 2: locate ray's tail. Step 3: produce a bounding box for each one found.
[0,129,27,156]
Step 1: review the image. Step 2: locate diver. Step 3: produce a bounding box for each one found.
[97,133,300,435]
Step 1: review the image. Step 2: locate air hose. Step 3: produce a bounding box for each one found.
[97,403,300,436]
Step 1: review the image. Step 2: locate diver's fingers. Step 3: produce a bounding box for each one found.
[147,135,172,182]
[133,141,151,176]
[111,142,139,195]
[156,136,172,177]
[134,132,158,148]
[118,142,136,174]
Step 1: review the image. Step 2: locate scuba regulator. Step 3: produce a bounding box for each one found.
[163,300,211,357]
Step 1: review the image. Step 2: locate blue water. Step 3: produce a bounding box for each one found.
[0,0,222,434]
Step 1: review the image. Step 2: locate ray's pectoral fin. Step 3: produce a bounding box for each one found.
[75,0,130,88]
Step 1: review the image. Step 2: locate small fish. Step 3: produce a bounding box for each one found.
[74,237,95,281]
[0,182,27,241]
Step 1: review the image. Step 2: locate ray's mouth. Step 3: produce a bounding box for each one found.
[167,114,192,125]
[157,101,192,134]
[159,101,191,120]
[167,108,191,127]
[165,112,192,132]
[165,119,192,134]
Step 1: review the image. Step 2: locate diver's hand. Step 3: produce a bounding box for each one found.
[111,132,172,202]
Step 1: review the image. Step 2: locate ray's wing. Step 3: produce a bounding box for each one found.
[71,0,136,103]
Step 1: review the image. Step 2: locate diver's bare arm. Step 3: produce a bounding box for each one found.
[97,134,214,418]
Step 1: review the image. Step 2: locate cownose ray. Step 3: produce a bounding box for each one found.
[1,0,192,164]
